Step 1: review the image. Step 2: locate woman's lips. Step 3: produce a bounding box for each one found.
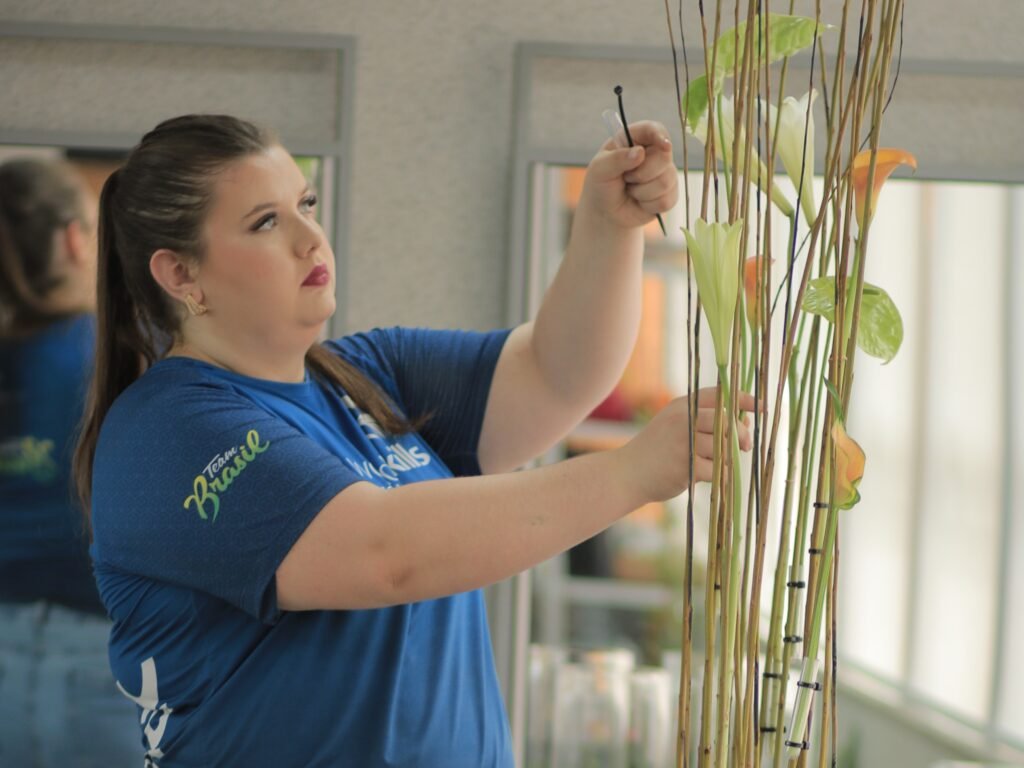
[302,264,330,287]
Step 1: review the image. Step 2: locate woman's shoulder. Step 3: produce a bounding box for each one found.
[323,326,413,390]
[111,357,236,410]
[326,325,469,378]
[98,358,253,447]
[326,326,400,366]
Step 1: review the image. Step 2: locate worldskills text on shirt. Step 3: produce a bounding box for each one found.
[90,327,513,767]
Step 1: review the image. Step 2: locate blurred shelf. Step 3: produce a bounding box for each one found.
[557,576,674,610]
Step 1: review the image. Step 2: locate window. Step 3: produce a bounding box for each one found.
[527,162,1024,756]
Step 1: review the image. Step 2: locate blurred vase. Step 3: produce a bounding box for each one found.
[527,644,569,768]
[552,648,635,768]
[630,666,673,768]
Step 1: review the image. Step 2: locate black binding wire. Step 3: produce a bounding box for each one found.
[787,580,807,588]
[786,740,810,750]
[614,85,667,236]
[783,635,803,644]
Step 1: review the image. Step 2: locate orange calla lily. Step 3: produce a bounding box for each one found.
[831,420,865,509]
[743,255,773,329]
[852,148,917,228]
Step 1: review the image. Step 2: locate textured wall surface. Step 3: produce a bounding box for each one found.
[0,1,1020,334]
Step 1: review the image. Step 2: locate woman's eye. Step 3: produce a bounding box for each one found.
[252,213,276,232]
[300,194,318,213]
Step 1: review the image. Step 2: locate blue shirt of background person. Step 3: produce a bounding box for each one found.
[0,158,100,610]
[0,313,98,610]
[74,113,748,767]
[0,158,141,768]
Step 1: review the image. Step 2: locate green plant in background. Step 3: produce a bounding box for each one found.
[661,3,912,767]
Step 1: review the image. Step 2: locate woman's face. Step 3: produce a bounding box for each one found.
[195,145,335,353]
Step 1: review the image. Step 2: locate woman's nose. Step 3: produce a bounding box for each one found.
[294,216,325,258]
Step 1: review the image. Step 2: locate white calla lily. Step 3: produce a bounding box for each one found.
[690,95,795,219]
[765,90,818,226]
[683,218,745,367]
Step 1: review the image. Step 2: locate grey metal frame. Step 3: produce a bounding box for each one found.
[0,21,356,337]
[504,38,1024,764]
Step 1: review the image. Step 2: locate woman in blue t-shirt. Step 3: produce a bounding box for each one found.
[0,158,138,766]
[73,115,756,767]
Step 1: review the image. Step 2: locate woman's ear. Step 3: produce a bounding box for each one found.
[150,249,201,305]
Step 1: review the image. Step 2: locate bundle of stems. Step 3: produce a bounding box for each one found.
[661,1,910,767]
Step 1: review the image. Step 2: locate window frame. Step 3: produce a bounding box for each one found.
[504,40,1024,764]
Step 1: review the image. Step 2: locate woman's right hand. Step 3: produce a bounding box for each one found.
[616,387,758,503]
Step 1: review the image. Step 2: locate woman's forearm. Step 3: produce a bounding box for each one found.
[277,446,650,611]
[278,389,742,613]
[380,447,644,602]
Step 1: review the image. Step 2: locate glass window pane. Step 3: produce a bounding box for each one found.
[910,183,1007,721]
[841,180,923,679]
[997,188,1024,742]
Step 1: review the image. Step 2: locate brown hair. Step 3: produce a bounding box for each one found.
[0,158,88,335]
[73,114,416,515]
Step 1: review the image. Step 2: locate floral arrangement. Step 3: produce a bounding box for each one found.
[660,2,914,766]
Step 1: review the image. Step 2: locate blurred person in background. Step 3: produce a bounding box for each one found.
[0,156,137,767]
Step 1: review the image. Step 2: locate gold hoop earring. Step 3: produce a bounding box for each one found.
[184,294,208,316]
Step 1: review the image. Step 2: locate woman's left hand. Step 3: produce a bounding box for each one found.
[579,120,678,231]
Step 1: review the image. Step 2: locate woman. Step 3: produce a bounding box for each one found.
[75,114,755,767]
[0,157,137,766]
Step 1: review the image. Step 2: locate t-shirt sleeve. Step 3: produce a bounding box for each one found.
[331,327,512,477]
[90,378,362,624]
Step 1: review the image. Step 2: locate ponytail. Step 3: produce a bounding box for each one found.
[73,169,150,515]
[0,203,48,333]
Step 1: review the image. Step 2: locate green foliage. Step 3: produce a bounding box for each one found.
[802,277,904,363]
[682,74,711,133]
[716,14,829,75]
[682,14,830,132]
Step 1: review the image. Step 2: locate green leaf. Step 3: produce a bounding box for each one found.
[682,74,711,133]
[715,14,829,76]
[802,277,904,363]
[685,16,830,134]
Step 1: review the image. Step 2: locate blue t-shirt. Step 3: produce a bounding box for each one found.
[90,327,513,768]
[0,313,101,613]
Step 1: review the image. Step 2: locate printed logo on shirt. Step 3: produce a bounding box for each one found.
[342,394,386,440]
[341,395,432,488]
[183,429,270,522]
[344,442,432,487]
[0,436,58,483]
[117,656,172,767]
